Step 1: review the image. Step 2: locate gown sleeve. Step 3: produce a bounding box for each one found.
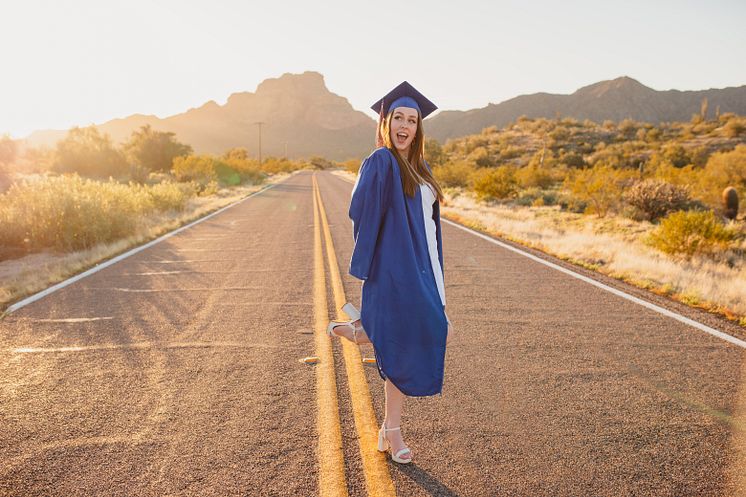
[348,150,393,281]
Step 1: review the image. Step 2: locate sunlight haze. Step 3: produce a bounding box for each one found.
[2,0,745,137]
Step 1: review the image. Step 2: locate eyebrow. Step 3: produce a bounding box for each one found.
[393,111,417,119]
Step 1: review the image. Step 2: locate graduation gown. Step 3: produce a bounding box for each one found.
[348,147,448,397]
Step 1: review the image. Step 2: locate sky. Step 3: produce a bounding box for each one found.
[2,0,745,138]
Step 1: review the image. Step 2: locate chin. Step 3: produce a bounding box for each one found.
[394,142,413,154]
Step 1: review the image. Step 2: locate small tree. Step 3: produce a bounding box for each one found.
[0,134,16,191]
[0,134,17,166]
[124,124,192,173]
[54,126,128,178]
[424,138,446,166]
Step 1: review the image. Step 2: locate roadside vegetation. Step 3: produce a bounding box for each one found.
[0,125,312,309]
[342,111,746,327]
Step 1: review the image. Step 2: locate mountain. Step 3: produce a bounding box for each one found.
[24,71,377,161]
[22,74,746,157]
[424,77,746,142]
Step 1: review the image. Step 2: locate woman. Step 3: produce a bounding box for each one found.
[327,81,451,464]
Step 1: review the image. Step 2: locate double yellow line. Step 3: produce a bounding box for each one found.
[312,173,397,497]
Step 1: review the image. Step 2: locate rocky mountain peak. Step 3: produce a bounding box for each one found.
[574,76,654,98]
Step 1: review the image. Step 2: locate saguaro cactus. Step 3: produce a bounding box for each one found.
[723,186,739,220]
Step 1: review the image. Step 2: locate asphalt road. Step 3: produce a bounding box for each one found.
[2,170,745,496]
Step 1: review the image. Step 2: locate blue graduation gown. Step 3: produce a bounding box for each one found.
[348,147,448,397]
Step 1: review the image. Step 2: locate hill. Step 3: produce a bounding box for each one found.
[425,77,746,142]
[24,72,376,161]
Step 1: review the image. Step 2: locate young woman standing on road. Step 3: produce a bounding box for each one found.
[326,81,452,464]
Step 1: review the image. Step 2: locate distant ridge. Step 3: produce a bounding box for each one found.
[25,71,376,161]
[23,74,746,158]
[425,76,746,142]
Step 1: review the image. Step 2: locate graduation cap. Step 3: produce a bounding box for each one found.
[370,81,437,119]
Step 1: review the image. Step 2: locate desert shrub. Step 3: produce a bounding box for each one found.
[339,159,360,174]
[498,145,522,161]
[515,164,554,189]
[222,149,268,184]
[433,160,477,188]
[471,166,518,200]
[146,181,197,211]
[516,187,558,207]
[646,210,741,259]
[468,146,494,167]
[558,194,588,213]
[622,179,693,221]
[618,119,638,139]
[723,116,746,138]
[549,126,570,142]
[214,163,241,186]
[559,151,585,168]
[563,164,635,217]
[702,145,746,190]
[660,143,690,168]
[172,155,218,184]
[263,157,302,174]
[698,145,746,209]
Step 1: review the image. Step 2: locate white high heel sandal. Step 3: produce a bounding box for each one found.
[326,303,362,344]
[377,422,412,464]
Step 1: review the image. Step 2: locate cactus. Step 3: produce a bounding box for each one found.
[723,186,739,220]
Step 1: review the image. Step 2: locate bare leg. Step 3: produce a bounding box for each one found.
[329,319,372,344]
[383,379,412,461]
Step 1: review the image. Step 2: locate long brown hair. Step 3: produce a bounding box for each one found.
[376,109,444,202]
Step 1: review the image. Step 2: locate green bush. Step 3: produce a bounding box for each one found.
[471,166,517,200]
[563,164,635,217]
[646,210,741,259]
[515,164,554,189]
[433,160,476,188]
[515,187,558,207]
[172,155,218,185]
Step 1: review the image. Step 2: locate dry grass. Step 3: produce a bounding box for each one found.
[0,172,297,311]
[441,188,746,327]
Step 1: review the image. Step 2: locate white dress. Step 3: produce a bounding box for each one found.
[420,183,448,319]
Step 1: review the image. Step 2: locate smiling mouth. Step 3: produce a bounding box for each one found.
[396,132,408,142]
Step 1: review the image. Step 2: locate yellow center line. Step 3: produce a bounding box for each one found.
[312,173,349,497]
[314,174,397,497]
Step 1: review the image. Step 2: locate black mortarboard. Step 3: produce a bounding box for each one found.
[370,81,438,119]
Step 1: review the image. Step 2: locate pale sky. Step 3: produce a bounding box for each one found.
[2,0,745,138]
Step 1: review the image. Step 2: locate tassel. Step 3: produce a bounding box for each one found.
[376,99,385,148]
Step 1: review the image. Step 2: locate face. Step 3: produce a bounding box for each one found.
[389,106,418,155]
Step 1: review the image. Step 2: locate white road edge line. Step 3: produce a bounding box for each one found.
[5,179,287,315]
[441,218,746,350]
